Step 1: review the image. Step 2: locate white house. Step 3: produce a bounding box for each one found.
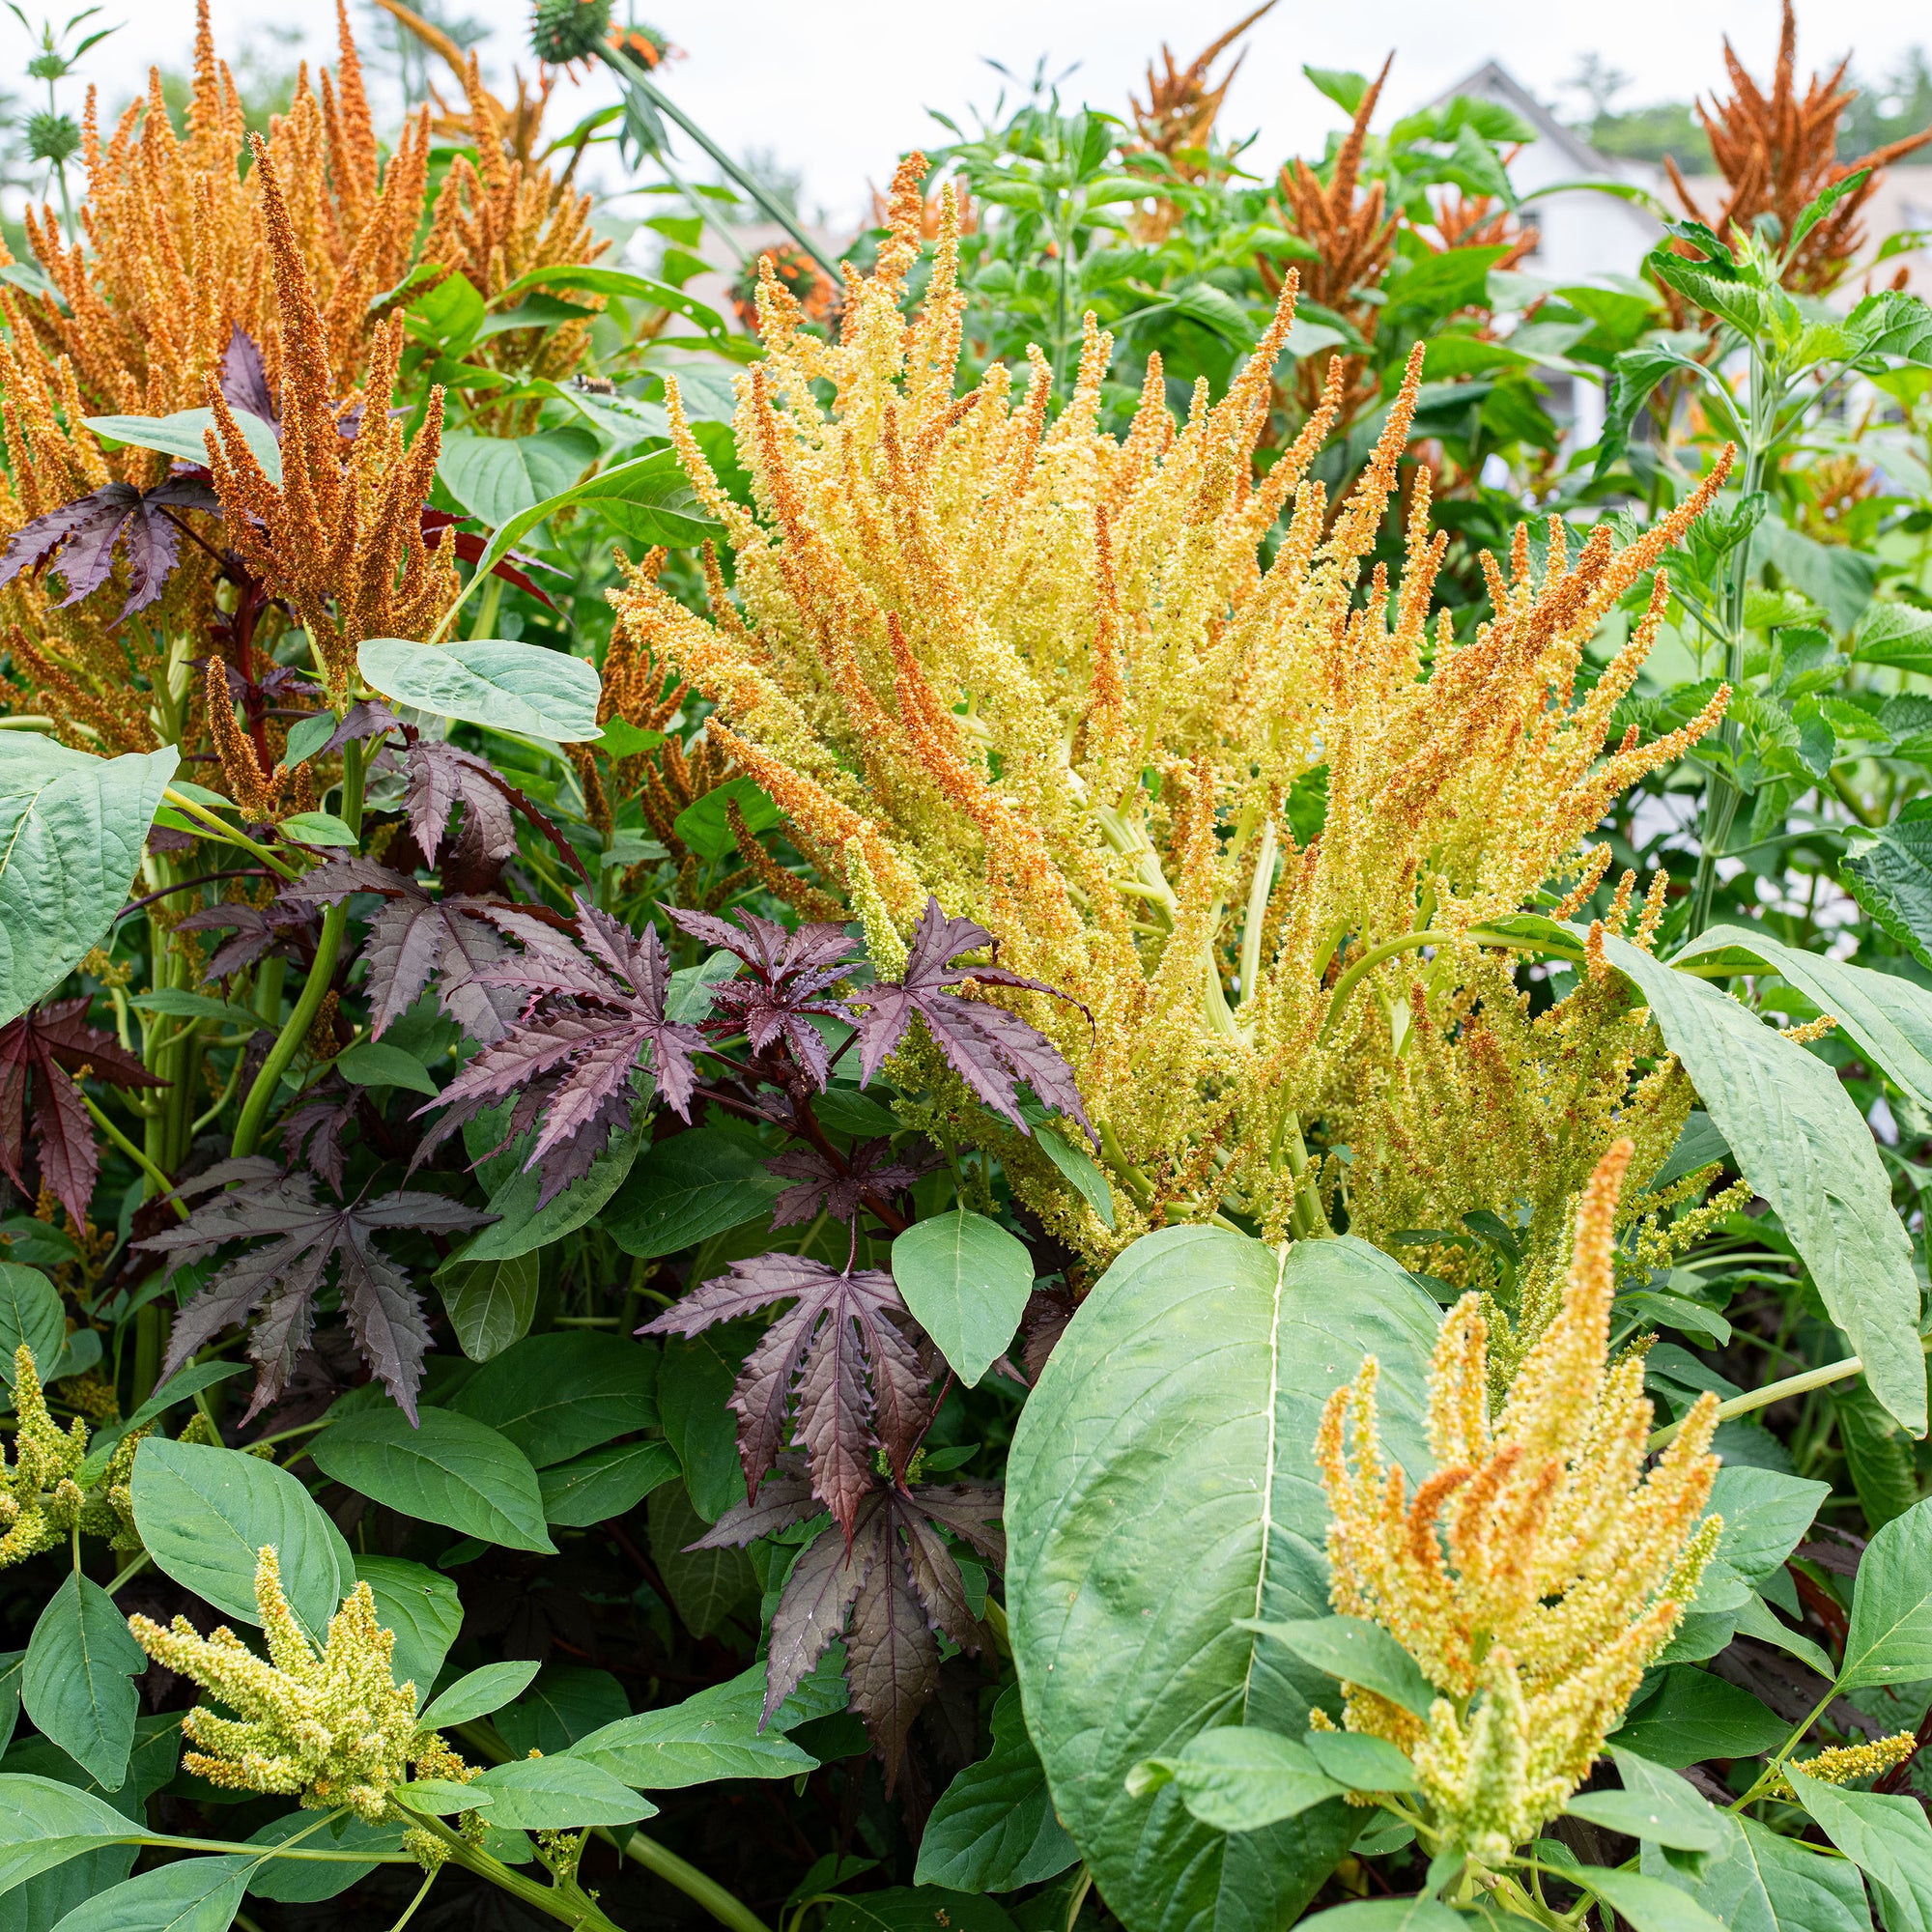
[1436,63,1667,449]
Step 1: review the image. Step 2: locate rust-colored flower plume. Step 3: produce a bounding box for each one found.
[204,141,456,708]
[1669,0,1932,295]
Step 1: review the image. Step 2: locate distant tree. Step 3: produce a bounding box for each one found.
[1840,48,1932,160]
[1559,51,1713,169]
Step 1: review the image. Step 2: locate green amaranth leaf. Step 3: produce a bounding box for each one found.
[447,1330,658,1468]
[567,1665,819,1789]
[307,1406,554,1554]
[129,1438,353,1647]
[1007,1227,1440,1932]
[21,1576,144,1792]
[914,1684,1078,1890]
[434,1252,539,1363]
[1837,1495,1932,1690]
[352,1557,463,1699]
[891,1210,1034,1387]
[1606,934,1925,1434]
[602,1126,783,1260]
[357,637,602,744]
[0,742,178,1027]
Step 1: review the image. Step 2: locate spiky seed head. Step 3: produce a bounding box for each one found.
[530,0,613,64]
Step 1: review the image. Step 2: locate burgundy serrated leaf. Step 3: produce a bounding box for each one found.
[765,1139,931,1229]
[419,896,700,1200]
[0,999,166,1227]
[701,1473,1000,1783]
[320,700,400,758]
[177,895,317,981]
[640,1250,931,1535]
[421,508,562,611]
[133,1164,491,1421]
[667,906,858,1090]
[0,476,220,619]
[387,737,587,886]
[298,857,523,1043]
[852,897,1094,1145]
[280,1085,358,1197]
[220,325,280,427]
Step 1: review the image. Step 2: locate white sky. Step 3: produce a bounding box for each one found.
[9,0,1932,230]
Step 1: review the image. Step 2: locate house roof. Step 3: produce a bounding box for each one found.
[1434,60,1634,181]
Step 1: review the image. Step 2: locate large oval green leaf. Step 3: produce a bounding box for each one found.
[0,1264,68,1382]
[46,1851,255,1932]
[449,1110,644,1264]
[437,427,598,527]
[21,1576,144,1792]
[0,1775,137,1897]
[357,638,602,743]
[602,1126,783,1260]
[0,741,178,1026]
[447,1330,659,1467]
[1007,1228,1440,1932]
[892,1209,1034,1387]
[1680,923,1932,1115]
[307,1405,554,1553]
[85,407,282,483]
[353,1556,464,1699]
[1605,935,1925,1434]
[129,1438,353,1647]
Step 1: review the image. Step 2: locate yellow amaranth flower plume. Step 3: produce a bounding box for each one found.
[128,1545,473,1824]
[611,153,1733,1265]
[1315,1142,1722,1865]
[1776,1731,1919,1797]
[0,1345,141,1565]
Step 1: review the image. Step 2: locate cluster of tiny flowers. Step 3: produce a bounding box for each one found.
[128,1545,470,1825]
[1771,1731,1920,1798]
[0,1344,140,1566]
[1316,1142,1722,1867]
[608,153,1734,1269]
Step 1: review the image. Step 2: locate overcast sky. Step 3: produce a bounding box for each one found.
[9,0,1932,228]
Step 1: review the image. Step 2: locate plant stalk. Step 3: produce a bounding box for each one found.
[230,740,365,1158]
[1644,1340,1932,1450]
[600,47,842,285]
[1686,364,1773,939]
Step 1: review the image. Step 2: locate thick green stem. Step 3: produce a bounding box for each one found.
[1647,1350,1874,1450]
[1686,373,1774,940]
[230,742,364,1159]
[1318,926,1568,1046]
[161,790,300,882]
[616,1831,775,1932]
[230,900,346,1158]
[401,1810,623,1931]
[447,1722,768,1932]
[130,1305,162,1410]
[468,570,505,640]
[79,1093,186,1218]
[600,48,841,284]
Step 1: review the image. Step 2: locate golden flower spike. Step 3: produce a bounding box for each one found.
[1315,1141,1722,1867]
[203,137,456,708]
[611,152,1734,1273]
[128,1544,475,1826]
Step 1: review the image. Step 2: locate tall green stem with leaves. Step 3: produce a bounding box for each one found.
[231,739,365,1158]
[1686,372,1773,939]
